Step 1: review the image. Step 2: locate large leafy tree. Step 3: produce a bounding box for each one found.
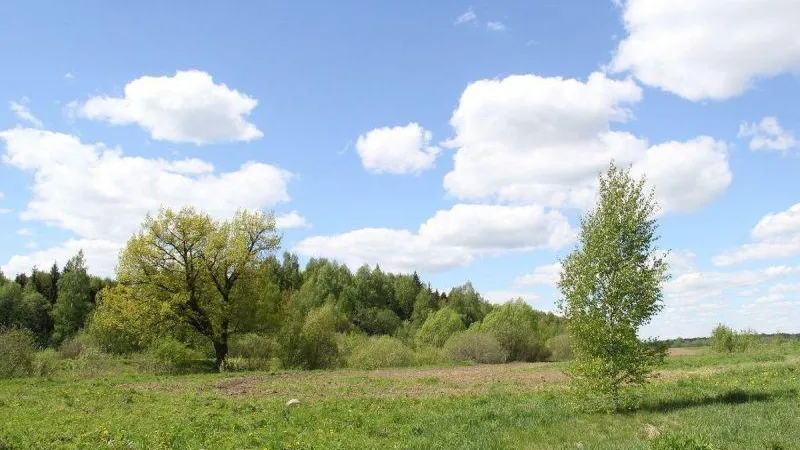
[118,207,281,371]
[557,164,668,411]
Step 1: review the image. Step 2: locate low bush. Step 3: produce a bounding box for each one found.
[548,334,573,361]
[347,336,414,370]
[58,332,99,359]
[34,349,61,377]
[0,327,36,378]
[443,331,507,364]
[711,324,760,353]
[413,346,449,366]
[229,333,280,361]
[145,338,203,374]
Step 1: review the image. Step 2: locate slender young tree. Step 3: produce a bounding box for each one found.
[52,251,93,344]
[558,163,669,412]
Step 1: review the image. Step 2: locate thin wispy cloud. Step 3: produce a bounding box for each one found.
[9,98,43,128]
[486,21,507,32]
[454,7,477,25]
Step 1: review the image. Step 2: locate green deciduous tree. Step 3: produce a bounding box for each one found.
[558,164,668,412]
[52,251,93,344]
[415,307,465,348]
[118,207,281,371]
[479,299,551,362]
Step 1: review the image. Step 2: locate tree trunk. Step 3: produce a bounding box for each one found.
[213,338,228,372]
[612,384,620,413]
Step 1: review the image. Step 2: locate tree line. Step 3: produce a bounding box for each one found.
[1,208,568,373]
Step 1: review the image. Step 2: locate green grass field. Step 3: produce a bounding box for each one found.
[1,347,798,449]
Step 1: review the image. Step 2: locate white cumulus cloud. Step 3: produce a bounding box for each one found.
[715,203,800,266]
[611,0,800,101]
[738,117,797,153]
[78,70,263,144]
[443,71,731,213]
[276,211,311,229]
[0,127,293,275]
[294,203,574,273]
[513,263,562,287]
[356,123,441,174]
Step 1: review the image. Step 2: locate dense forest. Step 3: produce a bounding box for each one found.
[0,211,569,374]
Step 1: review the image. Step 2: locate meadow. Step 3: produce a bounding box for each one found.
[1,345,798,449]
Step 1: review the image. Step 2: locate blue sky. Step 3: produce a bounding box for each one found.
[1,0,799,339]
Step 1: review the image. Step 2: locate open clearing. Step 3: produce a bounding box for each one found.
[1,347,799,449]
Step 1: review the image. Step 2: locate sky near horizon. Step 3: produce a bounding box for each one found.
[1,1,799,339]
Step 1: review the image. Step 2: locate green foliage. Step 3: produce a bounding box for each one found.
[478,299,552,362]
[711,324,760,353]
[558,164,668,411]
[52,251,94,344]
[445,282,491,327]
[229,333,280,361]
[547,334,574,361]
[412,346,448,366]
[650,433,716,450]
[415,307,465,348]
[146,338,204,374]
[34,348,61,377]
[299,304,345,369]
[347,335,415,370]
[711,324,737,353]
[118,207,281,371]
[411,289,437,324]
[0,327,36,378]
[0,281,52,346]
[58,332,100,359]
[443,331,507,364]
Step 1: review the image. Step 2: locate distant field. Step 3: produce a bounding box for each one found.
[1,347,798,449]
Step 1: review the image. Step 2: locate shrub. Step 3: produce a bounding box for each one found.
[34,349,60,377]
[0,327,36,378]
[348,336,414,370]
[413,346,449,366]
[415,307,465,348]
[711,324,760,353]
[479,300,551,362]
[58,332,99,359]
[299,305,343,369]
[444,331,507,364]
[548,334,573,361]
[229,333,280,360]
[146,338,203,374]
[711,324,736,353]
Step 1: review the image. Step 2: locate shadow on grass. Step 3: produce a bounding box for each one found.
[639,387,798,413]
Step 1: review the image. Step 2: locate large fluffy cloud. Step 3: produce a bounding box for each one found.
[294,204,574,273]
[442,72,731,213]
[611,0,800,101]
[77,70,263,144]
[0,127,292,275]
[355,123,441,174]
[714,203,800,266]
